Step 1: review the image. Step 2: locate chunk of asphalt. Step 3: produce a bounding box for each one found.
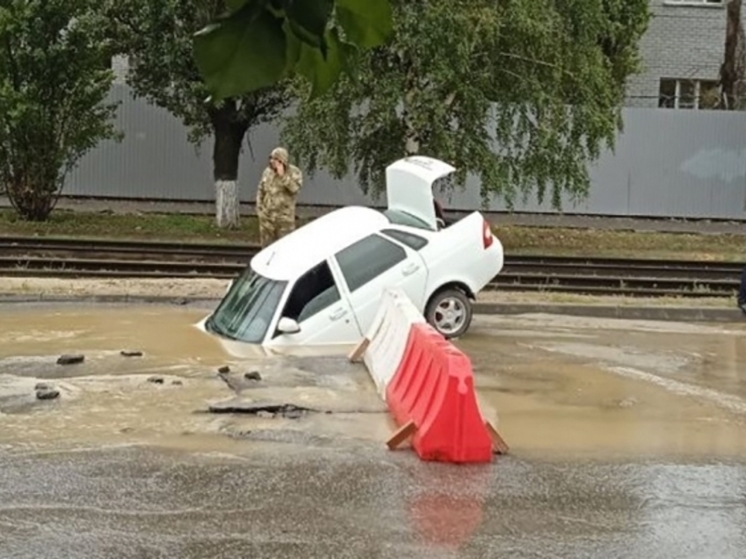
[216,371,243,393]
[217,366,231,374]
[208,399,315,417]
[36,387,60,401]
[147,376,164,385]
[120,350,143,358]
[244,371,262,382]
[57,354,84,366]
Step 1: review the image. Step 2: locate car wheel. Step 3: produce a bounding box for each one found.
[425,288,473,339]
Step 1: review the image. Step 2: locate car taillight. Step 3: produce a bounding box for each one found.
[482,219,493,249]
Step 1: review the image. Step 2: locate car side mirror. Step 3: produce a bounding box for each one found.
[277,317,301,335]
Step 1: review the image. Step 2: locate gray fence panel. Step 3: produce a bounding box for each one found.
[65,85,746,219]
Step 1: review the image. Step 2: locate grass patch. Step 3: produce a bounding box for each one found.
[496,224,746,262]
[0,209,262,243]
[1,208,745,261]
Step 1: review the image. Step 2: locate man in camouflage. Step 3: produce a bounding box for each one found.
[256,147,303,248]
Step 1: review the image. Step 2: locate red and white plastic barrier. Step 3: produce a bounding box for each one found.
[350,288,508,464]
[353,288,426,400]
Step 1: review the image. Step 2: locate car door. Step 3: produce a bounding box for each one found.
[333,233,428,335]
[266,259,362,347]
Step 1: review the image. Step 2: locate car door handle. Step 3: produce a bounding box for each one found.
[402,263,420,276]
[329,308,348,321]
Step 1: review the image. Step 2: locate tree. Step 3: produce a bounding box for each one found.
[720,0,745,109]
[108,0,292,228]
[0,0,121,221]
[193,0,393,100]
[281,0,650,210]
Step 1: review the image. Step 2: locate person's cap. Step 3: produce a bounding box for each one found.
[270,147,289,166]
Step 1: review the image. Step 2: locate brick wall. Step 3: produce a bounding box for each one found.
[626,0,734,107]
[111,55,130,85]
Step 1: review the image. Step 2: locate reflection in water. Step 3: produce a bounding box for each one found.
[407,464,492,550]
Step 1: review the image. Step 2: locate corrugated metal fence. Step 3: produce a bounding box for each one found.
[64,84,746,219]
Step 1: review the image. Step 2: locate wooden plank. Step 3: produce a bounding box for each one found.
[386,420,417,450]
[485,421,510,455]
[348,338,370,363]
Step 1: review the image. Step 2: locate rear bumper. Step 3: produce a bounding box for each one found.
[488,235,504,277]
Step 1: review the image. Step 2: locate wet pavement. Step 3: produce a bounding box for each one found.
[1,303,746,558]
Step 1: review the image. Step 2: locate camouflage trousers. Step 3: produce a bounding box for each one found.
[259,217,295,248]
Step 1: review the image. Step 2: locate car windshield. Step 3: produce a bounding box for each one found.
[206,267,287,344]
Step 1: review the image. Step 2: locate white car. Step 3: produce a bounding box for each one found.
[200,156,504,347]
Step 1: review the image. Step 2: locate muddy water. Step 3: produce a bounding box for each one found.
[0,304,388,455]
[462,313,746,460]
[1,304,746,462]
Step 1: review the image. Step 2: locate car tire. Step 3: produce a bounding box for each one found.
[425,288,473,339]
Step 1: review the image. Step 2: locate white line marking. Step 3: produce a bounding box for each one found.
[609,366,746,416]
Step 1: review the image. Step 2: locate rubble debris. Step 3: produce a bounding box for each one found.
[244,371,262,382]
[36,387,60,401]
[208,399,315,419]
[57,354,84,366]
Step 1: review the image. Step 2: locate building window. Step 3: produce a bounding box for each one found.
[658,79,720,109]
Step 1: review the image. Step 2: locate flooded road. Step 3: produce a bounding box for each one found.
[1,303,746,558]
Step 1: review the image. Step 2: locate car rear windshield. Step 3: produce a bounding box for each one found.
[382,209,433,231]
[206,267,287,344]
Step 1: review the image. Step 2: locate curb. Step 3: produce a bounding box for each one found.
[0,294,219,307]
[0,294,742,322]
[475,303,743,323]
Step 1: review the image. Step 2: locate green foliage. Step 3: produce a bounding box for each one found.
[0,0,121,221]
[193,0,393,100]
[107,0,290,149]
[282,0,650,210]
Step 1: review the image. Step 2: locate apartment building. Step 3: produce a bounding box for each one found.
[626,0,741,109]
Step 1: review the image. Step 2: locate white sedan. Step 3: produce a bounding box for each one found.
[200,156,504,347]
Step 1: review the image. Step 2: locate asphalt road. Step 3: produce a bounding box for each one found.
[2,444,746,559]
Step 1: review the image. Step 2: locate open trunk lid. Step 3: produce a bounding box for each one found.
[385,156,456,231]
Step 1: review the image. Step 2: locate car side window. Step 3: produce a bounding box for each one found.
[281,261,341,324]
[380,229,429,251]
[336,234,407,293]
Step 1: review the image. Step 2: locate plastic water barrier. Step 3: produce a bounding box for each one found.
[349,288,509,464]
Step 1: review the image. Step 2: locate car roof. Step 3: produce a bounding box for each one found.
[251,206,390,281]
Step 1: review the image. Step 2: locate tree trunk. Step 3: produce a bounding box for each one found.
[405,132,420,156]
[721,0,743,109]
[211,104,248,228]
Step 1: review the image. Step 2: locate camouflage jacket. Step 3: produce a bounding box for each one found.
[256,164,303,222]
